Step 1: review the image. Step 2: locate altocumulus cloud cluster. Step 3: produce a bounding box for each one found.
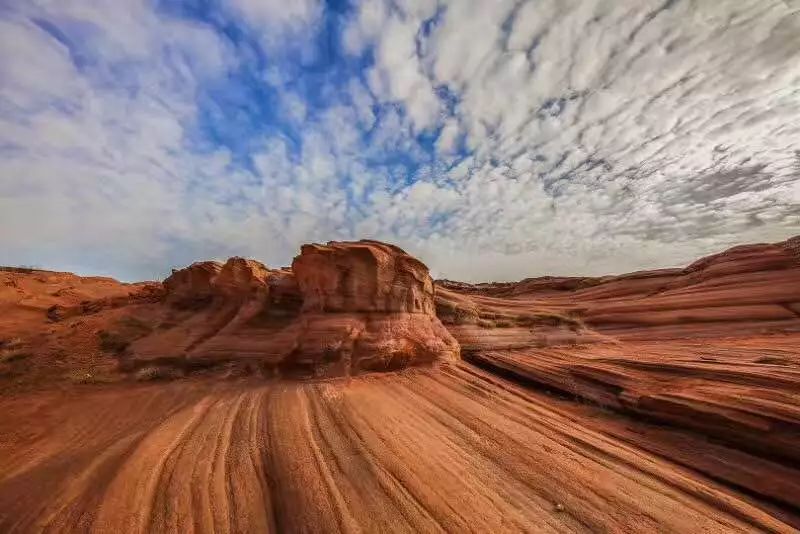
[1,0,799,281]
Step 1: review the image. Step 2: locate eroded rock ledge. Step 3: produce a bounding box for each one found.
[129,240,459,378]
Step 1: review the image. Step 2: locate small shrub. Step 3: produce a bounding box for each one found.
[515,312,584,330]
[0,265,38,274]
[71,372,95,384]
[435,298,479,325]
[0,352,32,364]
[119,316,153,333]
[98,330,130,354]
[0,337,23,351]
[65,371,117,385]
[134,365,184,381]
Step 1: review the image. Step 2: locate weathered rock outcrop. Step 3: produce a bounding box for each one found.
[2,236,800,529]
[45,284,164,322]
[212,258,270,300]
[163,261,223,307]
[293,240,436,314]
[131,241,458,377]
[438,235,800,351]
[437,236,800,518]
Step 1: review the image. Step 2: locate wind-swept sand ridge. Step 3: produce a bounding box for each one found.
[0,365,795,533]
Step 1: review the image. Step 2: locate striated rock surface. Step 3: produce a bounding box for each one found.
[437,236,800,522]
[163,261,223,307]
[0,268,164,386]
[45,284,164,322]
[3,367,797,533]
[293,240,436,314]
[132,241,458,377]
[3,236,800,531]
[437,235,800,351]
[211,258,270,300]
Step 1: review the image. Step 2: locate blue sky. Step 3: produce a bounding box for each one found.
[1,0,799,281]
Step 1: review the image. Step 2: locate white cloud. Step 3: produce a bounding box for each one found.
[347,2,442,131]
[337,0,800,279]
[225,0,322,38]
[436,119,460,154]
[0,3,245,278]
[281,92,308,124]
[342,0,389,55]
[1,0,799,282]
[368,13,440,131]
[347,79,376,130]
[0,18,83,110]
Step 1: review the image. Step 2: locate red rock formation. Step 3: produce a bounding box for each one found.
[437,236,800,519]
[212,258,270,300]
[2,236,800,530]
[438,235,800,348]
[131,241,458,377]
[0,269,165,386]
[163,261,222,307]
[45,284,164,321]
[265,268,302,313]
[293,240,436,314]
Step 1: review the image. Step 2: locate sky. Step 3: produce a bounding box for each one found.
[1,0,799,282]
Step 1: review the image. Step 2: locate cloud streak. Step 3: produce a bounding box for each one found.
[1,0,798,281]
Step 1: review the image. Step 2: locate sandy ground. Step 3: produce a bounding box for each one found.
[1,363,794,534]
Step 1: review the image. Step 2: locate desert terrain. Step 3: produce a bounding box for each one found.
[1,237,799,533]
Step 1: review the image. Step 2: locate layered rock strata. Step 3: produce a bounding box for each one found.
[130,241,458,377]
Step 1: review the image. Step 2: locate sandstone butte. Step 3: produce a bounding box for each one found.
[1,236,799,533]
